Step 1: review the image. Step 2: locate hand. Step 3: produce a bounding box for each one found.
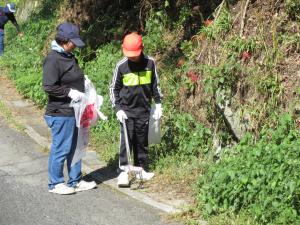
[95,95,107,120]
[68,89,84,102]
[116,110,127,123]
[96,95,103,107]
[84,75,92,87]
[96,109,108,121]
[152,103,162,120]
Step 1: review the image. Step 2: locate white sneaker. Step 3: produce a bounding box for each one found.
[75,180,97,192]
[136,170,154,181]
[49,183,75,195]
[117,171,129,187]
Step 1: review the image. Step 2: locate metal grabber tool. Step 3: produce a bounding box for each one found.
[122,119,144,189]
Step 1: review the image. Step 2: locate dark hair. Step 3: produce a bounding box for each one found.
[55,35,69,45]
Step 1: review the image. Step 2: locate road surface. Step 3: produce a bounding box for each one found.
[0,117,180,225]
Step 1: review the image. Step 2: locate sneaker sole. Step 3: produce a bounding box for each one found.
[48,189,75,195]
[75,185,97,192]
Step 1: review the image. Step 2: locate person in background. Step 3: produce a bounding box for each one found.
[110,32,163,187]
[42,22,97,195]
[0,2,23,55]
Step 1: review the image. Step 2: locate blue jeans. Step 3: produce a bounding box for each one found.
[44,116,82,189]
[0,30,4,55]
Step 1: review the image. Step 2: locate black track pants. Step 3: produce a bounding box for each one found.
[119,116,149,170]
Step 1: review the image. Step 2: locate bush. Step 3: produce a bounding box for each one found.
[200,7,232,40]
[285,0,300,20]
[15,73,47,106]
[83,42,122,162]
[143,10,169,54]
[197,114,300,224]
[162,112,212,157]
[0,0,60,107]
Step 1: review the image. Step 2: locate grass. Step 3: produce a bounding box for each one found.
[0,100,25,131]
[1,0,300,224]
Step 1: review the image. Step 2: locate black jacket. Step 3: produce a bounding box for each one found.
[42,50,84,117]
[109,54,162,118]
[0,7,20,32]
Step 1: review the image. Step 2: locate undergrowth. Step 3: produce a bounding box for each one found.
[1,0,300,224]
[197,114,300,224]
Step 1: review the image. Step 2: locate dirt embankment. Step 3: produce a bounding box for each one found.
[177,0,300,132]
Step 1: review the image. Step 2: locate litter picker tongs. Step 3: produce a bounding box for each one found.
[122,119,144,188]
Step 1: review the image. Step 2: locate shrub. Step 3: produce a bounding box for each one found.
[285,0,300,20]
[81,42,122,161]
[197,114,300,224]
[0,0,60,108]
[151,111,212,160]
[200,8,232,40]
[15,73,47,106]
[143,10,169,54]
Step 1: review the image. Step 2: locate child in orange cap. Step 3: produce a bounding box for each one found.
[109,32,163,187]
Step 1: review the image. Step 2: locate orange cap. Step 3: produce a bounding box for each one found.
[122,33,143,57]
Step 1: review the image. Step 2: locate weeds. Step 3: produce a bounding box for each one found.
[197,114,300,224]
[0,100,25,131]
[152,112,212,160]
[285,0,300,20]
[2,1,300,224]
[143,10,169,54]
[200,7,232,40]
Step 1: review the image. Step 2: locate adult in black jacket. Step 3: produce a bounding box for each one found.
[110,33,163,187]
[43,22,96,195]
[0,3,23,55]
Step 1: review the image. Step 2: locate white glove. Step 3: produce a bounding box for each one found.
[95,95,108,120]
[152,103,162,120]
[116,110,128,123]
[68,89,84,102]
[96,95,104,107]
[96,109,108,121]
[84,75,91,84]
[84,75,92,89]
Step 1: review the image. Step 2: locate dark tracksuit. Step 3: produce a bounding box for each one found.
[109,54,162,170]
[0,7,21,54]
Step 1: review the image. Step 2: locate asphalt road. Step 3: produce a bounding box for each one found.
[0,117,181,225]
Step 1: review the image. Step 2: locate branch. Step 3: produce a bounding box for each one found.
[240,0,251,37]
[215,0,226,20]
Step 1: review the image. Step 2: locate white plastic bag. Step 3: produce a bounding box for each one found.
[148,105,161,144]
[71,126,89,166]
[70,76,104,128]
[70,76,107,166]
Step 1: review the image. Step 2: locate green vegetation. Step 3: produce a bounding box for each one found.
[0,0,61,106]
[0,99,25,131]
[198,114,300,224]
[83,43,122,164]
[1,0,300,224]
[200,8,232,41]
[285,0,300,20]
